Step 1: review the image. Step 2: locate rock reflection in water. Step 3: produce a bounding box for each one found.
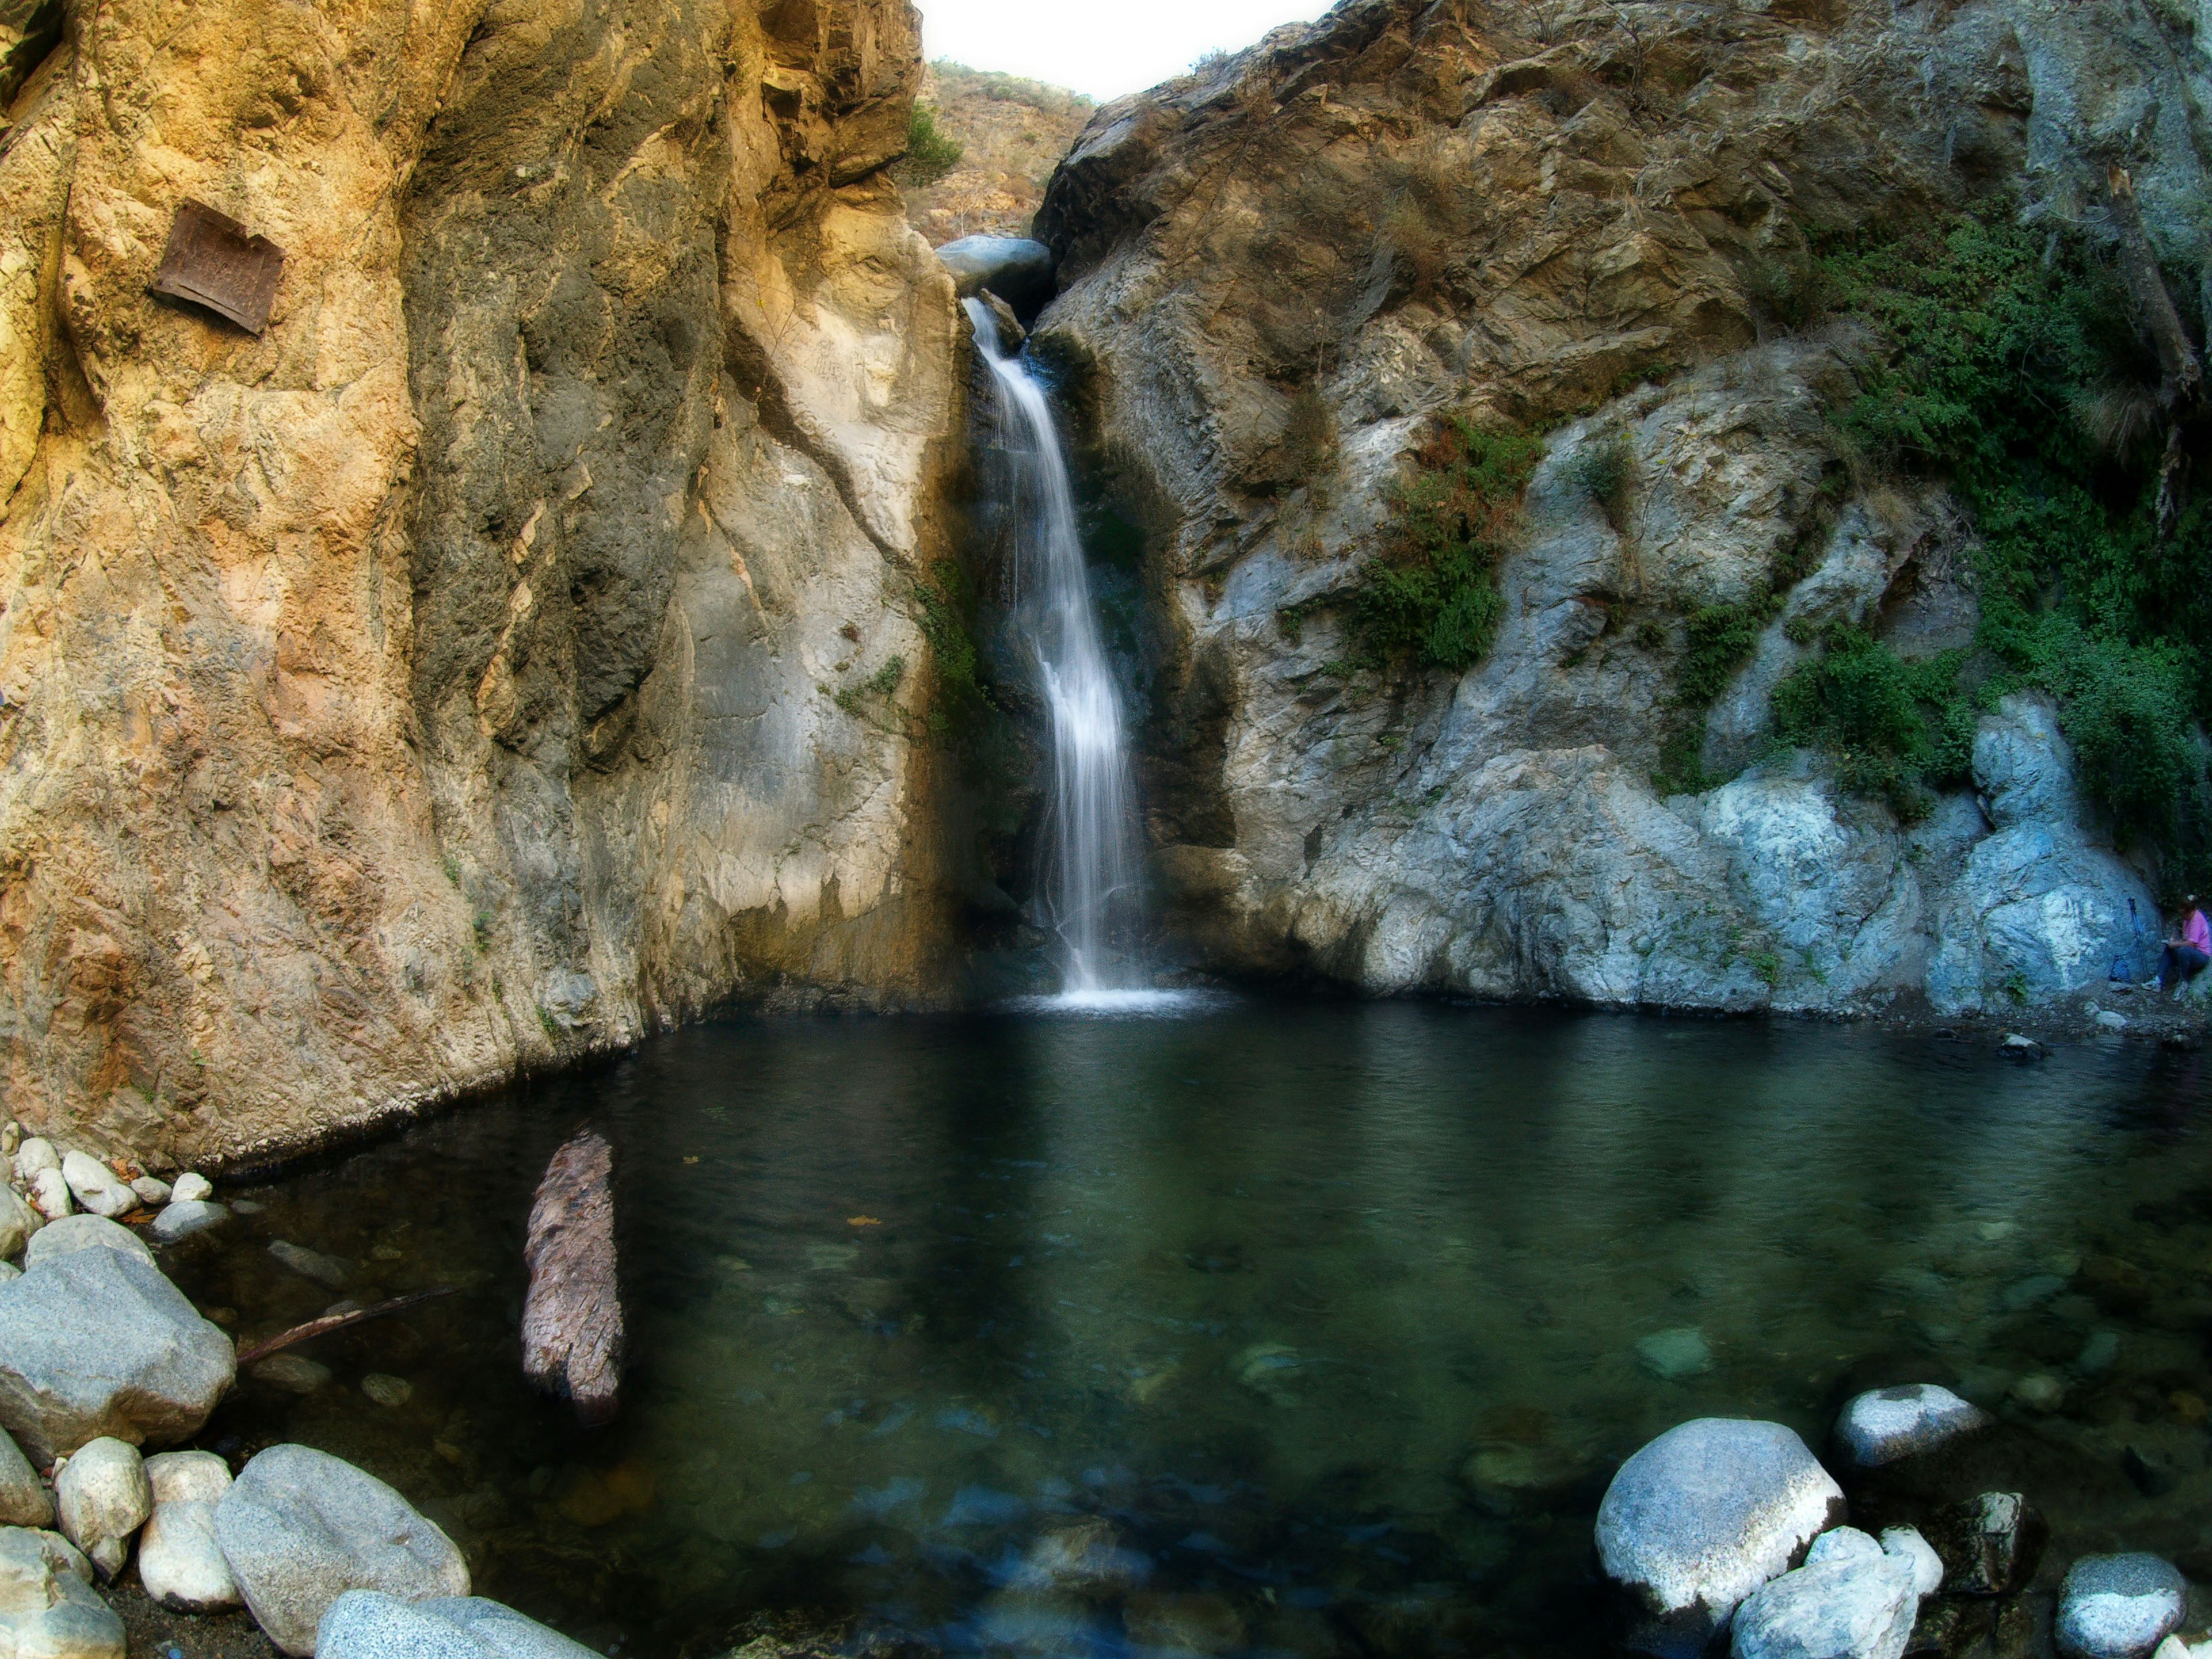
[156,1003,2212,1657]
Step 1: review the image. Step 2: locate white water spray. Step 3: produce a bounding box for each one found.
[966,298,1148,999]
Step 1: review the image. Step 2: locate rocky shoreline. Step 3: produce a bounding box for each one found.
[0,1123,605,1659]
[1596,1397,2206,1659]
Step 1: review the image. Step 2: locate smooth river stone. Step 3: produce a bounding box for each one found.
[1835,1384,1992,1465]
[58,1152,134,1219]
[54,1437,149,1581]
[0,1183,38,1259]
[169,1173,214,1205]
[1597,1419,1846,1654]
[0,1247,236,1463]
[139,1499,241,1612]
[317,1590,602,1658]
[0,1422,52,1528]
[0,1524,124,1659]
[213,1444,469,1657]
[22,1213,154,1270]
[1731,1552,1920,1659]
[2056,1555,2187,1659]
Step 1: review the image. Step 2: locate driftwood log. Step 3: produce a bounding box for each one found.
[521,1130,623,1425]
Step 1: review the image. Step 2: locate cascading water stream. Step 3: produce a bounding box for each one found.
[966,298,1147,999]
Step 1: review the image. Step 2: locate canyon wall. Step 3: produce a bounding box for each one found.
[0,0,966,1165]
[1032,0,2210,1013]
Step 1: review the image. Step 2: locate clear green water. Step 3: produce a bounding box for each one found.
[169,1001,2212,1657]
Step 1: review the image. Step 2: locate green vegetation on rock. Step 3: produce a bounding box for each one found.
[1804,204,2210,862]
[895,103,964,188]
[1771,625,1974,819]
[1350,417,1541,673]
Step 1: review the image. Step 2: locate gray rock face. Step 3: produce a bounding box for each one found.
[2056,1555,2188,1659]
[1835,1384,1993,1466]
[0,1423,52,1528]
[54,1437,149,1581]
[1597,1419,1846,1643]
[1027,0,2196,1019]
[150,1200,231,1244]
[317,1591,601,1659]
[1731,1552,1920,1659]
[213,1444,470,1656]
[0,1524,125,1659]
[935,236,1055,315]
[0,1246,235,1462]
[22,1213,155,1270]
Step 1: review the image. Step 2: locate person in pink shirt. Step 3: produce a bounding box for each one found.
[2157,895,2211,994]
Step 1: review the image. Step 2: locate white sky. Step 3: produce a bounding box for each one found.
[920,0,1339,102]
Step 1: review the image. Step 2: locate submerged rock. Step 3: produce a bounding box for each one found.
[252,1354,332,1395]
[213,1443,469,1656]
[55,1437,149,1581]
[1637,1327,1714,1379]
[0,1524,124,1659]
[0,1245,235,1462]
[1834,1385,1991,1465]
[150,1199,230,1244]
[2056,1555,2187,1659]
[268,1241,351,1290]
[1597,1419,1846,1651]
[1927,1494,2047,1597]
[317,1590,601,1658]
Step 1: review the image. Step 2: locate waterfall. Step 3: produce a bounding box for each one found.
[965,298,1146,998]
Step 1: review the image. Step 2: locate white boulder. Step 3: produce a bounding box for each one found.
[1834,1384,1991,1466]
[151,1199,230,1244]
[0,1245,236,1462]
[1597,1419,1845,1646]
[213,1444,470,1656]
[141,1499,241,1612]
[54,1437,149,1581]
[0,1524,124,1659]
[170,1173,214,1205]
[317,1590,603,1658]
[145,1450,233,1505]
[1732,1551,1920,1659]
[12,1139,57,1184]
[2057,1555,2187,1659]
[1880,1528,1944,1598]
[29,1167,71,1221]
[58,1153,134,1220]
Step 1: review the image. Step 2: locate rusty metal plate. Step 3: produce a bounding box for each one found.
[150,200,283,335]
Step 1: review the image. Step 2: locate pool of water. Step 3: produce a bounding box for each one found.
[168,1001,2212,1657]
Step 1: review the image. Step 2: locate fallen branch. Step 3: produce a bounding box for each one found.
[234,1286,458,1366]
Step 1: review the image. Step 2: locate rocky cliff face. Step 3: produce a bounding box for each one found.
[0,0,964,1164]
[1032,0,2207,1013]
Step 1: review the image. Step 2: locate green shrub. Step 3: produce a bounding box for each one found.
[895,104,964,187]
[1351,416,1541,673]
[1815,203,2211,870]
[1771,625,1972,819]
